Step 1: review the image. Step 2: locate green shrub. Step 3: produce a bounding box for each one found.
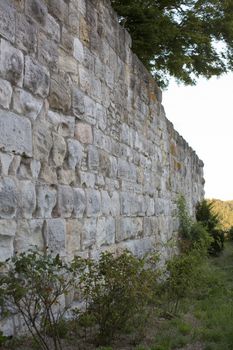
[76,251,158,345]
[196,200,225,256]
[1,250,80,350]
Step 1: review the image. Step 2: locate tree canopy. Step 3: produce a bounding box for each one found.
[110,0,233,87]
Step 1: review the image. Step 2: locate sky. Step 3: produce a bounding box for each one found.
[163,73,233,201]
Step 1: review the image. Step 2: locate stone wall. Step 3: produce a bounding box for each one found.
[0,0,204,265]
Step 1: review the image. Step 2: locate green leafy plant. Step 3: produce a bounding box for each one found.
[2,250,79,350]
[76,251,158,345]
[196,200,225,255]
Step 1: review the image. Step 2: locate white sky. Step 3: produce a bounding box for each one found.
[163,73,233,201]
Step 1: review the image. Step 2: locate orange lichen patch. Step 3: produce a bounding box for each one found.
[80,17,90,45]
[170,142,177,157]
[149,91,157,102]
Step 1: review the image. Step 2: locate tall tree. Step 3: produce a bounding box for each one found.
[110,0,233,87]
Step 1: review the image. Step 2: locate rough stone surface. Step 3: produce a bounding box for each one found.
[0,0,205,313]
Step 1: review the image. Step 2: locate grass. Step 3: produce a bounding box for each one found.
[1,242,233,350]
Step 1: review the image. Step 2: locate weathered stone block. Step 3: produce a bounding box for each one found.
[72,86,85,116]
[16,13,37,53]
[143,217,159,237]
[45,14,60,43]
[73,188,86,217]
[96,217,115,247]
[0,153,13,176]
[67,139,83,170]
[110,192,120,216]
[52,133,67,167]
[0,78,12,109]
[66,219,81,258]
[73,37,84,63]
[0,220,17,237]
[86,189,101,217]
[0,39,24,86]
[33,120,53,161]
[14,219,44,253]
[0,177,18,219]
[19,181,36,219]
[0,2,15,42]
[0,219,16,261]
[80,218,96,250]
[57,168,76,185]
[45,219,66,255]
[75,122,93,144]
[49,73,71,112]
[116,218,143,243]
[88,145,99,171]
[48,111,75,137]
[38,33,58,71]
[25,0,48,25]
[57,185,74,218]
[24,56,50,98]
[36,185,57,218]
[101,190,111,216]
[39,163,57,184]
[30,159,41,179]
[47,0,68,23]
[0,110,32,157]
[13,88,43,121]
[79,171,95,188]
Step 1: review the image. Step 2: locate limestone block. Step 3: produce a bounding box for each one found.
[101,190,111,216]
[79,171,95,188]
[73,188,86,217]
[24,56,50,98]
[118,159,130,179]
[116,218,143,243]
[36,185,57,218]
[39,163,57,184]
[0,2,15,42]
[0,39,24,87]
[0,110,32,156]
[48,111,75,137]
[19,181,36,219]
[8,155,21,176]
[0,177,18,219]
[25,0,48,25]
[61,27,74,53]
[58,48,78,75]
[0,220,17,237]
[118,237,154,258]
[30,159,41,179]
[57,185,74,218]
[47,0,68,23]
[0,235,14,261]
[14,219,44,253]
[79,67,92,95]
[96,217,115,247]
[80,218,96,250]
[52,133,67,167]
[49,73,71,112]
[33,120,53,161]
[143,217,159,237]
[110,192,120,216]
[0,153,13,176]
[96,103,107,131]
[88,145,99,171]
[68,3,80,35]
[45,219,66,255]
[0,78,12,109]
[67,139,83,170]
[13,88,43,121]
[16,13,37,53]
[86,189,101,217]
[72,86,85,116]
[146,196,155,216]
[57,168,76,185]
[83,95,96,124]
[66,219,81,258]
[75,122,93,144]
[120,192,132,216]
[38,33,58,71]
[73,37,84,63]
[46,14,60,43]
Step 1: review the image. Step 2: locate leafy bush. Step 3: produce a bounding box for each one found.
[196,200,225,256]
[75,251,159,345]
[1,250,79,350]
